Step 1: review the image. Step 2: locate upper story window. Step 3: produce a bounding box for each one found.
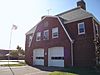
[52,27,58,38]
[78,22,85,35]
[36,32,41,41]
[44,21,49,27]
[43,30,49,40]
[28,35,32,47]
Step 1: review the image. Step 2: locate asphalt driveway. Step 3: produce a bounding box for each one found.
[0,66,50,75]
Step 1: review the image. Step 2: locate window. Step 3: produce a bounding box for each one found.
[51,57,64,60]
[36,32,41,41]
[78,22,85,35]
[44,21,49,27]
[36,57,44,59]
[43,30,49,40]
[52,27,58,38]
[28,35,32,47]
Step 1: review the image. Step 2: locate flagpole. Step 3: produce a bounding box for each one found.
[8,26,13,68]
[9,24,17,49]
[8,25,17,75]
[9,28,13,49]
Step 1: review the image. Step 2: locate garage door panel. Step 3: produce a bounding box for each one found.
[48,47,64,67]
[33,48,44,66]
[51,60,64,67]
[34,60,44,65]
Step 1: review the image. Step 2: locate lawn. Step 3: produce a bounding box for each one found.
[49,71,78,75]
[0,63,26,66]
[49,67,100,75]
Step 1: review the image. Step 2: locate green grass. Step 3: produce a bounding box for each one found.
[49,71,78,75]
[18,61,26,64]
[0,61,26,66]
[0,64,26,66]
[0,60,26,66]
[49,67,100,75]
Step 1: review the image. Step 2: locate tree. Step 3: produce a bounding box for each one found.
[16,45,25,55]
[9,50,18,59]
[16,45,25,60]
[94,34,100,65]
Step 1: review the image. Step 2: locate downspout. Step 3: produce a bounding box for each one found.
[71,41,74,66]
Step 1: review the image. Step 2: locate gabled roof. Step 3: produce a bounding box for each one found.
[25,16,57,35]
[26,7,100,35]
[56,7,99,24]
[25,25,37,35]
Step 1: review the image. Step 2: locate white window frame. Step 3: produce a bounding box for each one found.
[52,27,58,38]
[28,35,32,47]
[78,22,85,35]
[44,21,49,27]
[36,32,41,41]
[43,30,49,40]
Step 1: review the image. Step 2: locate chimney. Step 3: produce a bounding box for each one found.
[77,0,86,10]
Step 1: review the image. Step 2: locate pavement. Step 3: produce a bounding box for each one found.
[0,66,50,75]
[1,65,100,75]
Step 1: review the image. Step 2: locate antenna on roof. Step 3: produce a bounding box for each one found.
[47,9,52,15]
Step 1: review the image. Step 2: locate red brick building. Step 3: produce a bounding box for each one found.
[25,0,100,67]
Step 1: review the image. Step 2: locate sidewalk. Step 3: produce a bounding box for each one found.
[0,60,49,75]
[0,66,50,75]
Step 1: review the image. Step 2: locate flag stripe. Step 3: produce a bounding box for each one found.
[12,25,17,30]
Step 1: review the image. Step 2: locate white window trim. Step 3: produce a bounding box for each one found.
[28,35,32,47]
[43,30,49,40]
[78,22,85,35]
[44,21,49,27]
[52,27,58,39]
[36,32,41,41]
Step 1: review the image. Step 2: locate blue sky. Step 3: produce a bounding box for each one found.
[0,0,100,50]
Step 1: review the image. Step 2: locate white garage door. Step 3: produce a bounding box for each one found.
[33,48,44,66]
[48,47,64,67]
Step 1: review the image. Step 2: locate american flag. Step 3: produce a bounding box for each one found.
[12,24,17,30]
